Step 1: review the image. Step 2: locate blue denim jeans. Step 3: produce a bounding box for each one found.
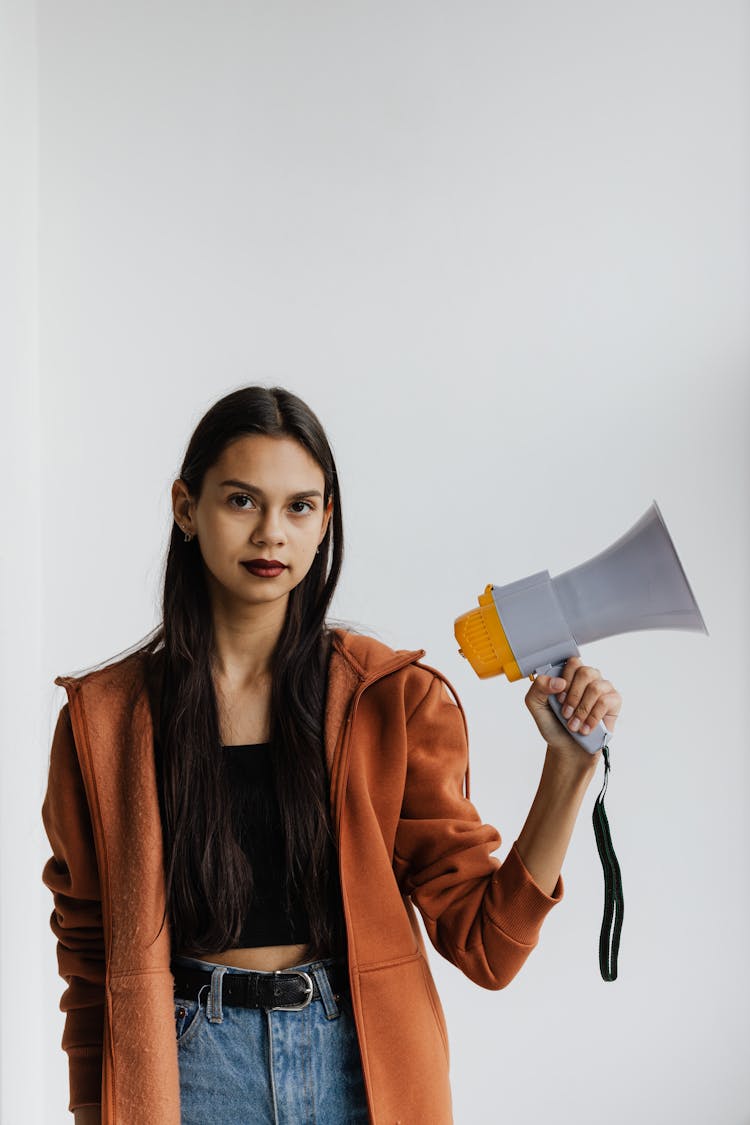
[172,953,369,1124]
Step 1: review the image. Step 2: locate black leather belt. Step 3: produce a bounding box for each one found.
[171,962,348,1012]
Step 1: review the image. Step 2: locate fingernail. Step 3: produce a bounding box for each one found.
[581,724,591,735]
[562,705,574,719]
[558,691,567,703]
[568,717,581,732]
[549,677,565,690]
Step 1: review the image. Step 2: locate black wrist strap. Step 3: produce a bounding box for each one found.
[592,745,624,981]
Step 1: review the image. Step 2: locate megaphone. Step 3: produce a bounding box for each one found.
[454,500,708,754]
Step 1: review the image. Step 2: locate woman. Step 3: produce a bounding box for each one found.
[42,386,621,1124]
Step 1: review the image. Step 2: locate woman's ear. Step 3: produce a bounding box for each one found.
[319,498,334,544]
[171,478,193,530]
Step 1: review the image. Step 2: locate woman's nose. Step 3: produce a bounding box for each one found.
[252,510,286,546]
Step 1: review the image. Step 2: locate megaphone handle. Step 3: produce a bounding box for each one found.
[536,662,612,755]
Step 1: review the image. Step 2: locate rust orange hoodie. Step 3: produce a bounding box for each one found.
[42,629,562,1123]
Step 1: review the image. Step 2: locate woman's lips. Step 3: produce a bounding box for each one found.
[241,560,287,578]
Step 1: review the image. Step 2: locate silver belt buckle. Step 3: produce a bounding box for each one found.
[272,969,314,1011]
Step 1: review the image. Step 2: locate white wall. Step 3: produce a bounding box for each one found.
[17,1,750,1121]
[0,2,42,1124]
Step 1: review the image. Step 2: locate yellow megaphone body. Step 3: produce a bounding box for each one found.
[454,500,708,753]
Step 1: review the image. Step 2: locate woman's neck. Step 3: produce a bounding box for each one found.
[209,596,287,685]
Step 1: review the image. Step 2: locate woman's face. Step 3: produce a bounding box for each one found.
[173,434,332,615]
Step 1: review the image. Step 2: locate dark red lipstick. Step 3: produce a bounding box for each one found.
[241,559,287,578]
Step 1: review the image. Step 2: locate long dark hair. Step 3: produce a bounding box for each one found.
[145,386,345,955]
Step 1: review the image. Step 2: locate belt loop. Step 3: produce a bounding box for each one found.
[207,965,227,1023]
[311,962,340,1021]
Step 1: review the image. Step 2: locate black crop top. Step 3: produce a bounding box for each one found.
[223,742,310,947]
[153,735,311,948]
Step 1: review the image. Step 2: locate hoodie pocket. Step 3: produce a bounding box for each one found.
[356,952,453,1121]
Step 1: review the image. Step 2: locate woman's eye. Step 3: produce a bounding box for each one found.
[289,500,313,515]
[229,494,255,510]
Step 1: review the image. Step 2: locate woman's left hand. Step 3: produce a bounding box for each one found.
[524,656,622,761]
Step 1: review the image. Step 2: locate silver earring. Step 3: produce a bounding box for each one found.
[183,529,193,542]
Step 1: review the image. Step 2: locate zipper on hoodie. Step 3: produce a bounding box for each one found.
[329,649,424,844]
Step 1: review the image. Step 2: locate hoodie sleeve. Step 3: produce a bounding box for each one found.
[41,702,105,1111]
[393,672,563,989]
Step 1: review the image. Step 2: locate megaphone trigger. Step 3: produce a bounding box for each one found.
[537,661,612,754]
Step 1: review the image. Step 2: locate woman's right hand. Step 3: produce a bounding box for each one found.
[74,1107,101,1125]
